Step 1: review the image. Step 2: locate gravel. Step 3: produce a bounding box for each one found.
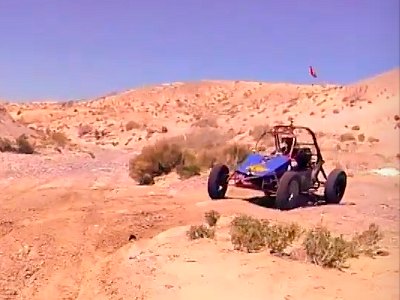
[0,149,136,180]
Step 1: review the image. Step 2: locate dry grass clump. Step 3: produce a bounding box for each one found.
[303,226,355,269]
[78,124,93,137]
[16,134,35,154]
[230,215,268,252]
[186,212,386,270]
[186,210,220,240]
[176,163,201,179]
[303,223,385,269]
[339,133,356,142]
[0,134,35,154]
[191,116,219,128]
[125,120,141,131]
[0,137,13,152]
[129,129,251,184]
[350,223,384,257]
[187,224,216,240]
[44,131,69,147]
[230,215,302,255]
[195,142,250,169]
[129,140,185,184]
[249,124,270,140]
[264,222,303,255]
[204,210,221,227]
[229,215,385,269]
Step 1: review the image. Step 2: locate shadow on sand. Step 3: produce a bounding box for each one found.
[226,193,330,210]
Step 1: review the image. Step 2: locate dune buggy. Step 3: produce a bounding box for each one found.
[207,122,347,210]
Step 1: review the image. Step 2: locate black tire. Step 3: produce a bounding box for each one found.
[324,169,347,204]
[275,171,302,210]
[207,164,230,200]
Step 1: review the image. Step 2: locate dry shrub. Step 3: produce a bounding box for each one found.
[303,226,355,269]
[129,140,185,184]
[351,125,360,131]
[367,136,380,143]
[221,143,250,165]
[303,223,385,269]
[187,225,215,240]
[126,120,141,131]
[264,223,303,255]
[204,210,221,227]
[78,124,92,137]
[230,215,303,255]
[351,223,384,257]
[249,124,270,140]
[16,134,35,154]
[229,214,386,270]
[176,163,201,179]
[230,215,268,253]
[0,137,13,152]
[339,133,356,142]
[129,129,251,184]
[342,86,367,104]
[50,131,68,147]
[357,133,365,142]
[192,116,219,128]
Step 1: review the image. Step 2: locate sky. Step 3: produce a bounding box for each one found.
[0,0,399,101]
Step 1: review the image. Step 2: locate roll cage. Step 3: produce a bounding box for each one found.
[255,121,328,182]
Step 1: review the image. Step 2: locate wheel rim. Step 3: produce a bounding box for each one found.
[288,180,300,201]
[217,172,228,191]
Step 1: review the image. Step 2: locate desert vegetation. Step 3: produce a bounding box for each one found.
[187,210,221,240]
[0,134,35,154]
[128,129,251,184]
[187,212,387,270]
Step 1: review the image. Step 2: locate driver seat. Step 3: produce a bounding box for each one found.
[293,147,312,170]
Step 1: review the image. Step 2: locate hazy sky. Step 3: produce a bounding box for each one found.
[0,0,398,101]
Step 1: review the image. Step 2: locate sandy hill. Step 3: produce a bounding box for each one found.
[3,68,399,159]
[0,103,38,143]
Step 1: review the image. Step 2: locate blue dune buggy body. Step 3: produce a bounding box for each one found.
[230,152,292,192]
[235,153,291,178]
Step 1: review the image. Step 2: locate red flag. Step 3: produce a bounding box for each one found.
[309,66,317,78]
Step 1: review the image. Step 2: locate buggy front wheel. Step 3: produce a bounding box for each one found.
[275,171,302,210]
[207,164,229,200]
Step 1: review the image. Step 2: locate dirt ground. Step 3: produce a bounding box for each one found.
[1,69,399,299]
[0,149,399,300]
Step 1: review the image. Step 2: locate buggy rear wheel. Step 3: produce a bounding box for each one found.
[207,164,230,200]
[324,169,347,204]
[275,171,302,210]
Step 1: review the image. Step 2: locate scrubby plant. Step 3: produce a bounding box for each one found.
[128,140,186,184]
[222,143,250,166]
[0,137,13,152]
[78,124,92,137]
[49,131,69,147]
[126,120,141,131]
[204,210,221,227]
[176,164,201,179]
[187,225,215,240]
[230,215,269,252]
[16,134,35,154]
[351,223,384,257]
[264,222,303,255]
[128,131,251,184]
[303,226,356,269]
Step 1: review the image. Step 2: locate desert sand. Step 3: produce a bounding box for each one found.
[0,68,399,300]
